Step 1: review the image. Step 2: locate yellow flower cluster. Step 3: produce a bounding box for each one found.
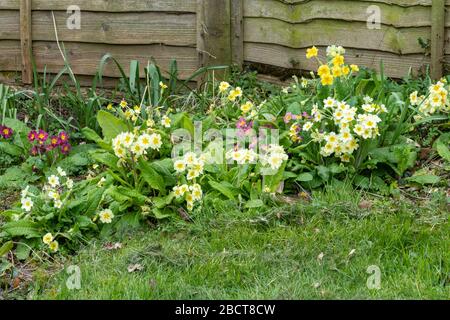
[42,232,59,252]
[306,45,359,86]
[112,131,162,159]
[173,152,207,211]
[307,96,385,162]
[219,81,243,102]
[173,183,202,211]
[259,144,289,171]
[410,80,450,116]
[225,144,288,171]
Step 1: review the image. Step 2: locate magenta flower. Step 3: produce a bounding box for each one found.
[37,130,48,142]
[60,143,71,155]
[30,146,39,156]
[58,131,69,144]
[0,126,13,139]
[28,130,37,142]
[49,136,60,146]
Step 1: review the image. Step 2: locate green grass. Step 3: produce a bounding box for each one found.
[33,187,449,300]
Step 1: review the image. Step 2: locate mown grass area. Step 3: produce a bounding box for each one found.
[33,186,449,300]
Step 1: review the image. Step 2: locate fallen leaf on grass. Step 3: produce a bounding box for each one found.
[103,242,122,250]
[127,264,144,273]
[358,200,372,210]
[348,249,356,258]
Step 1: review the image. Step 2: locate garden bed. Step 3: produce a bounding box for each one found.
[0,46,448,299]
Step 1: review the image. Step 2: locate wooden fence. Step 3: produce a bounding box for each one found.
[0,0,449,86]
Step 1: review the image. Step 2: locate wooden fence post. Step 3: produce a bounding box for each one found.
[196,0,231,83]
[431,0,445,80]
[231,0,243,69]
[20,0,33,84]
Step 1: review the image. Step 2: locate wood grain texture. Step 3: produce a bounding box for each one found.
[0,40,198,79]
[244,0,433,27]
[20,0,32,83]
[244,43,430,78]
[0,0,197,12]
[231,0,244,68]
[431,0,445,79]
[32,11,196,46]
[244,18,429,55]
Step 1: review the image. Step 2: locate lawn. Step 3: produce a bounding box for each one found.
[32,186,448,300]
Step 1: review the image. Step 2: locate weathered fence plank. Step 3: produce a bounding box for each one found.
[20,0,32,84]
[431,0,445,79]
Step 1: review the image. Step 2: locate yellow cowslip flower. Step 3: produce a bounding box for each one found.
[106,103,113,110]
[332,66,343,77]
[161,115,171,128]
[49,241,59,252]
[321,73,334,86]
[350,64,359,72]
[120,100,128,108]
[124,109,134,120]
[159,81,168,90]
[133,105,141,114]
[306,46,318,59]
[342,66,350,76]
[317,65,330,77]
[43,233,53,245]
[219,81,230,93]
[332,54,345,67]
[228,87,242,102]
[240,101,253,113]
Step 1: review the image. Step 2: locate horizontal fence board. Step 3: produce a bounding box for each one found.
[244,0,432,27]
[33,42,198,80]
[0,10,197,46]
[278,0,434,6]
[244,43,430,78]
[0,10,20,39]
[0,40,198,80]
[244,18,429,55]
[0,0,197,12]
[0,40,21,71]
[32,11,197,46]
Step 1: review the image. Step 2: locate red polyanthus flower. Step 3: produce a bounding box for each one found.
[28,130,37,142]
[0,126,13,139]
[60,143,71,155]
[37,130,48,142]
[50,136,59,146]
[30,146,39,156]
[58,131,69,143]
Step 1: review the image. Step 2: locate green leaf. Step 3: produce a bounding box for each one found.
[97,110,128,142]
[435,139,450,162]
[245,199,264,209]
[15,242,31,260]
[406,174,440,185]
[2,220,40,238]
[152,208,172,220]
[82,127,112,151]
[296,172,314,182]
[0,241,13,257]
[208,180,238,200]
[138,159,165,192]
[90,150,119,171]
[0,141,23,156]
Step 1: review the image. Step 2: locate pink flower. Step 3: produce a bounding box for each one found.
[58,131,69,143]
[28,130,37,142]
[37,130,48,142]
[0,126,13,139]
[49,136,60,146]
[60,143,71,155]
